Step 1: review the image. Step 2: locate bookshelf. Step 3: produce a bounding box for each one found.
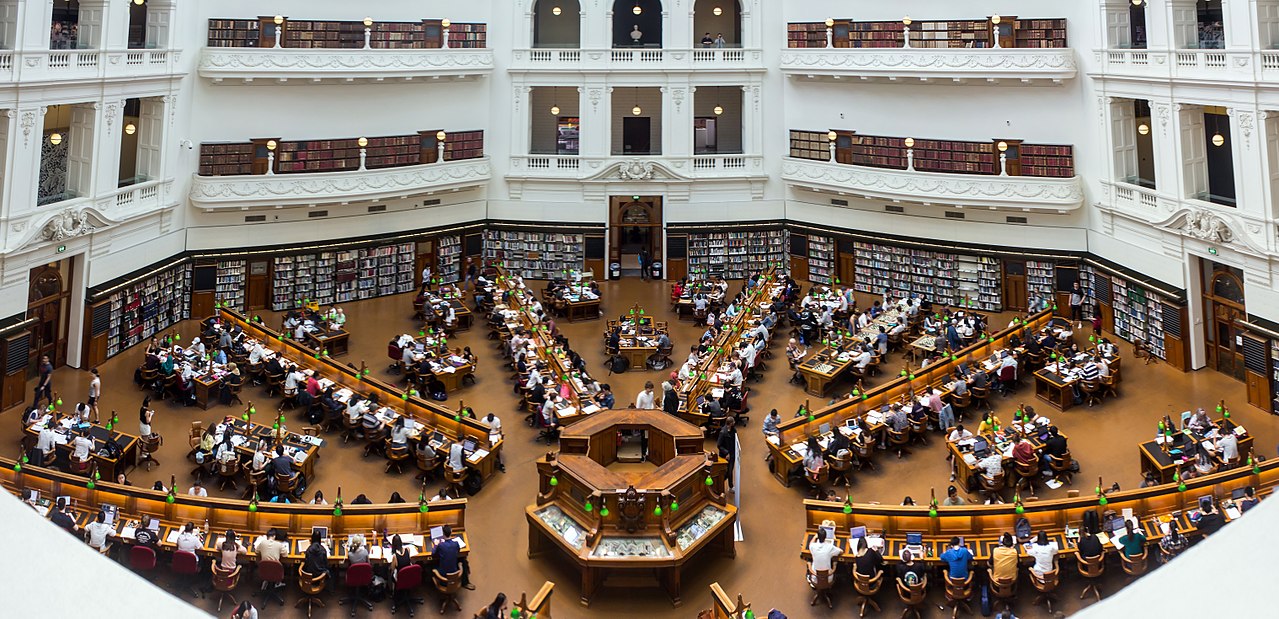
[1108,275,1167,360]
[815,129,1073,178]
[448,23,488,49]
[807,235,834,285]
[1013,19,1068,48]
[275,139,360,174]
[687,230,787,280]
[270,243,415,311]
[955,255,1002,311]
[1271,340,1279,414]
[788,130,829,161]
[369,22,428,48]
[215,260,247,311]
[443,131,485,161]
[1026,261,1056,310]
[437,235,462,283]
[198,143,256,176]
[852,242,956,302]
[482,230,586,280]
[1019,144,1075,178]
[206,19,261,47]
[105,264,191,359]
[365,135,425,170]
[282,20,364,48]
[787,22,827,48]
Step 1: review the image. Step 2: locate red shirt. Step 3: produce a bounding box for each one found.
[306,376,321,397]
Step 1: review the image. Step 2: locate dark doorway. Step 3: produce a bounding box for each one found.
[612,0,663,48]
[610,196,663,279]
[623,117,651,155]
[1202,260,1246,381]
[27,260,73,373]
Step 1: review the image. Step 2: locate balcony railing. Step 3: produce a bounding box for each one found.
[198,48,494,83]
[780,47,1076,83]
[189,158,491,210]
[508,155,764,181]
[509,48,764,72]
[781,158,1083,213]
[0,49,183,83]
[1098,48,1279,83]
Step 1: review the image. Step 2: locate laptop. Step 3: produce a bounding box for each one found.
[462,438,478,453]
[819,525,836,540]
[905,532,923,546]
[819,423,831,436]
[849,526,868,540]
[311,526,328,539]
[972,438,990,456]
[1230,487,1248,500]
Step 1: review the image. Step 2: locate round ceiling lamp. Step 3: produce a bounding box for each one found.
[1212,133,1225,147]
[49,132,63,145]
[550,104,561,116]
[633,2,642,16]
[124,123,136,135]
[827,131,837,141]
[632,105,642,115]
[1138,123,1150,135]
[713,105,723,116]
[552,6,562,16]
[713,7,723,16]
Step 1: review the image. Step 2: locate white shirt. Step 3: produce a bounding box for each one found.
[249,344,265,364]
[808,538,843,572]
[176,531,202,553]
[484,415,502,443]
[188,485,208,497]
[285,370,303,391]
[37,427,58,453]
[85,521,113,549]
[448,443,465,472]
[1216,432,1239,460]
[635,389,657,410]
[88,377,101,398]
[1026,541,1058,575]
[948,428,974,442]
[72,435,93,460]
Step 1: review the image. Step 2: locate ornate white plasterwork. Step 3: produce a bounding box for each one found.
[782,159,1083,211]
[198,49,494,82]
[189,160,492,209]
[780,48,1076,82]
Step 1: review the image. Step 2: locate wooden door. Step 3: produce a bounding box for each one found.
[247,260,270,310]
[416,239,435,287]
[27,263,71,372]
[789,256,809,283]
[837,252,856,287]
[992,15,1016,48]
[257,16,281,48]
[1002,260,1028,311]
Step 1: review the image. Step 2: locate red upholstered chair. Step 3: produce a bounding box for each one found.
[340,562,375,615]
[256,559,287,607]
[390,563,425,616]
[128,545,157,575]
[170,550,202,598]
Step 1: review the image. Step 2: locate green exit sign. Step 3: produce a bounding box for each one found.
[56,245,66,253]
[1208,247,1218,256]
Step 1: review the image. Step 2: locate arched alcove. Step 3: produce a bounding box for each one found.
[612,0,662,48]
[533,0,581,48]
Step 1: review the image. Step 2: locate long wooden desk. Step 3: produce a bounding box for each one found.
[1139,418,1253,484]
[218,309,503,482]
[1,458,468,566]
[1033,350,1121,412]
[304,328,350,357]
[801,457,1279,569]
[949,426,1066,494]
[24,418,139,482]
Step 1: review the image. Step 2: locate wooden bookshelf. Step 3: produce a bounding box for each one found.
[437,235,462,283]
[271,242,415,311]
[788,130,829,161]
[370,22,428,49]
[364,135,424,170]
[282,19,363,49]
[216,260,247,311]
[443,131,485,161]
[448,23,488,49]
[198,142,256,176]
[275,138,360,174]
[787,22,827,48]
[101,263,192,359]
[1013,18,1068,48]
[807,235,835,285]
[786,17,1067,50]
[206,19,261,47]
[1019,144,1075,178]
[687,230,787,280]
[482,230,585,280]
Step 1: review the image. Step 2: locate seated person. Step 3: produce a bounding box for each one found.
[806,527,842,586]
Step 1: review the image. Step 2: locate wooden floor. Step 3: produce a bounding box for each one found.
[6,277,1275,618]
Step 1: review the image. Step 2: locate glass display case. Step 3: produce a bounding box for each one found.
[534,505,587,550]
[674,505,729,550]
[591,536,671,559]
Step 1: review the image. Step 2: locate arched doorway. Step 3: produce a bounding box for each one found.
[612,0,662,48]
[27,259,73,373]
[1202,260,1246,380]
[692,0,741,47]
[532,0,581,48]
[610,196,663,278]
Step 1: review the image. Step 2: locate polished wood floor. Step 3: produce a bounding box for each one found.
[6,278,1275,618]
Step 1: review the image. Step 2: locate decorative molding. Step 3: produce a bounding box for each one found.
[41,207,97,241]
[617,161,657,181]
[19,110,37,147]
[670,88,685,113]
[1152,102,1171,136]
[782,159,1084,212]
[779,48,1076,83]
[198,49,495,82]
[189,159,492,209]
[1237,110,1255,148]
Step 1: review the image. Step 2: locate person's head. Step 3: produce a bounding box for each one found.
[1124,520,1135,535]
[947,485,958,497]
[313,490,324,501]
[815,527,828,543]
[1036,531,1048,546]
[949,536,962,548]
[116,473,127,484]
[1000,533,1014,547]
[184,522,195,533]
[487,593,507,613]
[442,525,453,537]
[901,496,915,506]
[807,436,820,451]
[152,481,165,491]
[855,536,869,554]
[193,479,203,489]
[954,423,965,434]
[1246,486,1256,498]
[644,381,654,392]
[768,408,779,419]
[390,492,404,502]
[900,549,913,563]
[1048,425,1059,437]
[95,510,105,523]
[311,529,322,543]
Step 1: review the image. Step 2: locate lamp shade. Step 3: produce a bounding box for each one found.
[827,131,837,141]
[441,19,451,28]
[357,137,368,147]
[1138,123,1150,135]
[273,15,284,25]
[714,7,723,16]
[1212,133,1225,147]
[363,17,373,27]
[713,105,723,116]
[997,141,1009,152]
[903,16,912,25]
[124,123,136,135]
[436,130,447,141]
[552,6,562,15]
[266,139,277,150]
[550,104,560,116]
[904,137,914,148]
[49,132,63,145]
[992,15,1001,24]
[633,4,642,15]
[825,18,835,27]
[632,105,642,115]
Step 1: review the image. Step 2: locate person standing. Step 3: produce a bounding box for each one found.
[714,33,727,48]
[35,354,53,409]
[638,249,650,281]
[87,368,101,421]
[421,263,432,290]
[465,257,479,292]
[1069,281,1085,325]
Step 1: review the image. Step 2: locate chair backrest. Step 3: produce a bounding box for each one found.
[853,569,883,595]
[1121,550,1148,574]
[1077,550,1105,577]
[128,545,157,571]
[990,576,1016,597]
[1032,568,1059,591]
[395,564,424,590]
[298,566,328,594]
[213,564,242,590]
[1050,451,1073,470]
[897,575,928,603]
[258,559,285,583]
[171,551,200,575]
[345,562,374,587]
[433,568,463,594]
[944,572,973,598]
[1015,459,1039,476]
[810,568,833,591]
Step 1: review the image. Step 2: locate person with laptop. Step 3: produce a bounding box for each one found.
[1118,520,1146,558]
[990,533,1019,582]
[806,527,842,586]
[896,549,925,585]
[83,510,114,554]
[1026,531,1058,576]
[852,535,883,578]
[940,537,974,580]
[434,525,474,590]
[1195,498,1226,535]
[303,529,333,590]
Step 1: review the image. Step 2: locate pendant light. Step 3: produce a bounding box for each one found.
[712,88,723,116]
[633,1,642,16]
[632,88,642,116]
[713,7,723,16]
[1138,123,1150,135]
[550,87,561,116]
[124,123,136,135]
[552,6,562,16]
[1212,133,1225,147]
[49,132,63,145]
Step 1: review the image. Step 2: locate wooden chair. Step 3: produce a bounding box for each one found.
[896,574,929,619]
[139,367,159,391]
[275,471,301,500]
[943,572,973,618]
[278,388,299,412]
[969,386,992,412]
[341,414,364,444]
[69,453,92,477]
[804,466,829,500]
[226,382,244,406]
[185,422,204,461]
[907,417,928,446]
[827,452,853,488]
[887,426,911,459]
[978,472,1006,504]
[852,570,883,618]
[989,575,1017,613]
[1080,380,1102,407]
[1047,452,1074,484]
[415,449,441,482]
[295,566,328,618]
[1100,372,1120,399]
[139,434,162,471]
[1013,459,1040,494]
[215,459,241,491]
[1076,550,1105,602]
[385,441,411,474]
[853,436,877,471]
[362,426,390,458]
[432,568,463,613]
[948,391,972,420]
[1030,568,1059,614]
[1120,549,1149,580]
[445,467,469,498]
[211,564,242,612]
[808,568,834,608]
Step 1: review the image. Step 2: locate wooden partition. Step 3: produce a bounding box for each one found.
[709,583,752,619]
[776,308,1054,448]
[0,457,467,553]
[218,309,502,479]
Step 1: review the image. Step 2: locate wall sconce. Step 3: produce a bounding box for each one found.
[273,15,283,25]
[1132,0,1144,6]
[1138,123,1150,135]
[1212,133,1225,147]
[49,132,63,145]
[124,123,136,135]
[132,0,145,5]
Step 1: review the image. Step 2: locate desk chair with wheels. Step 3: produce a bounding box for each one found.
[275,471,301,501]
[215,459,241,491]
[896,574,929,619]
[1120,549,1149,580]
[170,550,203,598]
[943,572,973,618]
[211,564,242,612]
[827,453,853,488]
[853,569,883,618]
[908,417,928,446]
[853,435,877,471]
[997,365,1018,396]
[128,545,157,577]
[978,472,1006,504]
[989,574,1017,612]
[887,426,911,458]
[185,422,204,461]
[1080,380,1102,407]
[341,562,375,616]
[256,559,286,607]
[1100,373,1120,399]
[415,450,440,482]
[342,414,364,444]
[1076,550,1105,602]
[432,568,464,613]
[139,434,162,471]
[969,386,992,412]
[296,566,328,618]
[1047,452,1074,485]
[1030,568,1059,614]
[948,391,972,420]
[1014,459,1040,494]
[808,568,834,608]
[390,563,425,616]
[69,453,92,477]
[804,466,829,500]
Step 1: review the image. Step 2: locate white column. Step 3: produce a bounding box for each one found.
[66,103,98,198]
[100,0,130,50]
[1228,108,1264,218]
[579,82,608,158]
[7,106,46,216]
[662,84,691,157]
[93,100,125,194]
[512,84,531,155]
[1149,99,1182,193]
[739,83,761,155]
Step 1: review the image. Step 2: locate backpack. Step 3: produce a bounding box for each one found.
[463,472,483,496]
[1014,517,1032,540]
[1082,510,1100,535]
[980,583,992,616]
[609,355,629,374]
